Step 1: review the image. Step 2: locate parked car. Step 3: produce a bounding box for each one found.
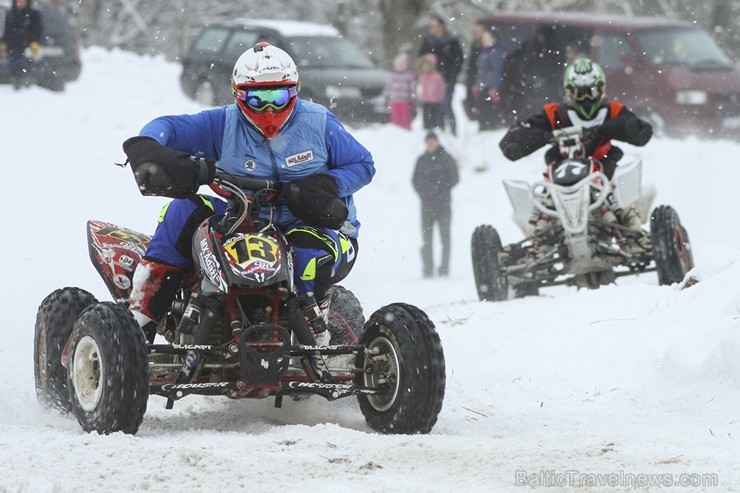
[479,11,740,138]
[0,0,81,90]
[180,19,389,125]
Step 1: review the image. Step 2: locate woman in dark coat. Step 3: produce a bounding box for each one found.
[2,0,42,88]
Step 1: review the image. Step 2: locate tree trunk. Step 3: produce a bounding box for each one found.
[379,0,425,66]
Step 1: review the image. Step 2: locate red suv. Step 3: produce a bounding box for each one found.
[480,11,740,138]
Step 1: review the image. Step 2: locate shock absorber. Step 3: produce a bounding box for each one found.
[286,294,332,383]
[174,294,222,386]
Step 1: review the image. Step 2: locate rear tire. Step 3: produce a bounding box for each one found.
[326,285,365,345]
[651,205,694,285]
[34,287,98,413]
[67,302,149,435]
[356,303,445,434]
[471,225,508,301]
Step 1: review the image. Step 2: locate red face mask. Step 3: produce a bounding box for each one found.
[233,84,298,139]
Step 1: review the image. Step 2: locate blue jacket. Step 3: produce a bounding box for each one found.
[477,44,505,91]
[139,99,375,235]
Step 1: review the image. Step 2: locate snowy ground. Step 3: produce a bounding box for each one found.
[1,48,739,492]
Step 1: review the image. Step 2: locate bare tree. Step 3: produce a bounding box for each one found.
[380,0,425,60]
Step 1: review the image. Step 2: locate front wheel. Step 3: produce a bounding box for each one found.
[356,303,445,434]
[34,287,98,413]
[651,205,694,285]
[471,225,508,301]
[67,302,149,435]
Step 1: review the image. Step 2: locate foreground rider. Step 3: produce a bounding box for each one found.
[498,58,652,250]
[122,42,375,345]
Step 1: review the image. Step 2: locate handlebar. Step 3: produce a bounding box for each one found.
[209,172,279,199]
[213,172,276,192]
[208,173,281,234]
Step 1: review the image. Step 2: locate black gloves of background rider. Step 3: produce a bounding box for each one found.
[123,136,348,230]
[123,136,215,198]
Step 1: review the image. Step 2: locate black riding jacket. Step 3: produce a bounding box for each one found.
[499,101,652,168]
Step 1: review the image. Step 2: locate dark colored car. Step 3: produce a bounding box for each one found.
[180,19,389,125]
[0,1,81,90]
[479,11,740,138]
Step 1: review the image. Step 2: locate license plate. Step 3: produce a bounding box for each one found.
[721,116,740,129]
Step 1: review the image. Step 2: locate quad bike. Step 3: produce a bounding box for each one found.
[34,172,445,435]
[472,126,694,301]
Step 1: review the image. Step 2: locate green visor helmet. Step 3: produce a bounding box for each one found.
[563,58,606,120]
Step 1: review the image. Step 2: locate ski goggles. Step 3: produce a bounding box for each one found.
[234,86,298,112]
[569,85,603,101]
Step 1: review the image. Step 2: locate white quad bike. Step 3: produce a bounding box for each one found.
[472,126,694,301]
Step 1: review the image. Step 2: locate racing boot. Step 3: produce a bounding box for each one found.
[617,205,651,253]
[298,294,332,381]
[303,295,331,346]
[128,259,185,343]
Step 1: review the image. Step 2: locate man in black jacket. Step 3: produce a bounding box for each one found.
[1,0,41,89]
[412,132,459,277]
[419,16,464,135]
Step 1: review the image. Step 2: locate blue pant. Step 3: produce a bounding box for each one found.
[145,195,357,300]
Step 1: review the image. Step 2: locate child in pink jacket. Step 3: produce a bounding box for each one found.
[417,54,446,130]
[384,53,417,130]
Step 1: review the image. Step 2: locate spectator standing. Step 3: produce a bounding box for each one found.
[417,54,446,130]
[384,53,416,130]
[418,15,464,135]
[412,132,459,278]
[475,27,506,131]
[464,20,486,121]
[1,0,42,89]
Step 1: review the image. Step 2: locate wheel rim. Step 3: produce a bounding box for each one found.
[71,336,104,412]
[363,335,400,412]
[676,226,691,272]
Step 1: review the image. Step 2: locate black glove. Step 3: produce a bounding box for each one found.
[499,128,551,161]
[122,136,215,198]
[502,142,525,161]
[276,174,348,230]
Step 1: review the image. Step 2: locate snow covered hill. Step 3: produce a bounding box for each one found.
[1,48,738,492]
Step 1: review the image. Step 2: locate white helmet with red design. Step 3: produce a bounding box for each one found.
[231,42,300,139]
